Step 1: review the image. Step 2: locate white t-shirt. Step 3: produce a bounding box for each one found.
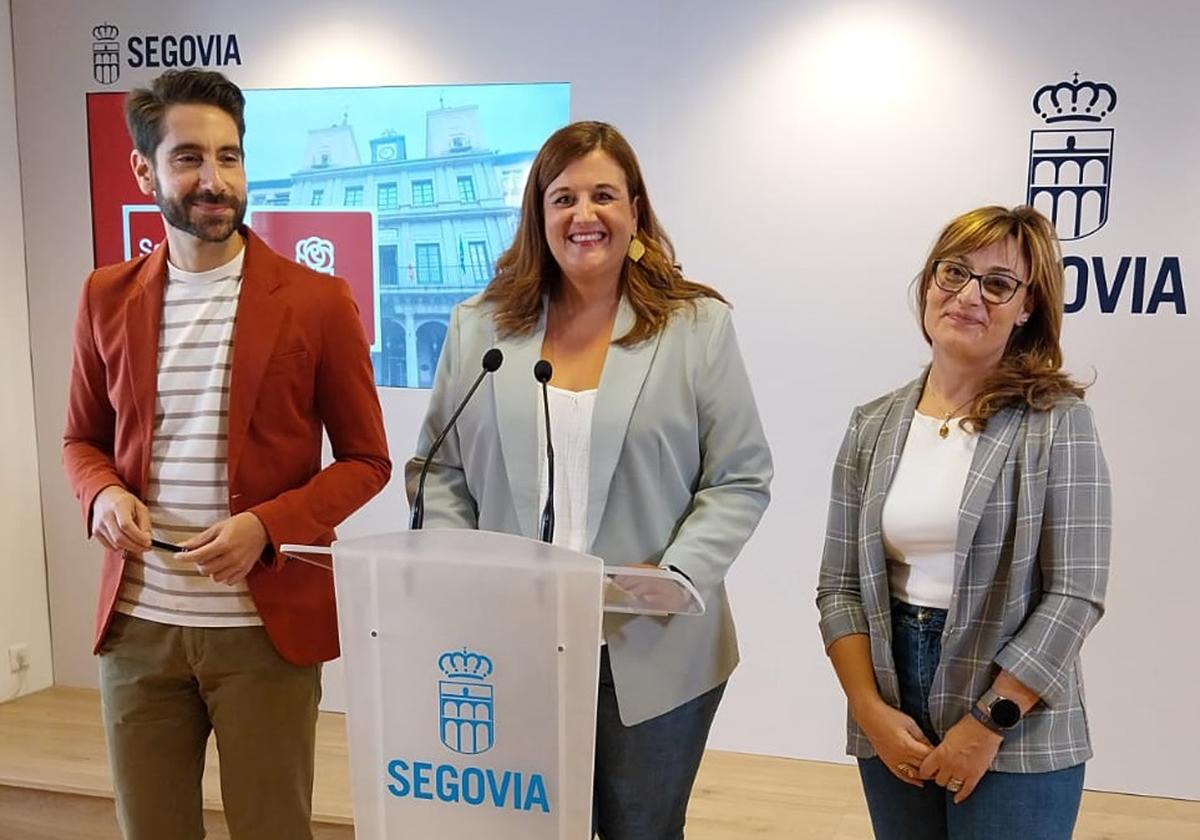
[536,385,597,555]
[880,412,979,610]
[116,247,262,627]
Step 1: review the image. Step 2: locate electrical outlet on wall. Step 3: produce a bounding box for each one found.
[8,644,30,673]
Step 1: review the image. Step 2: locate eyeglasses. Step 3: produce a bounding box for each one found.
[931,259,1026,305]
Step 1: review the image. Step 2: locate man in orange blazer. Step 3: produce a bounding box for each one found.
[63,70,390,840]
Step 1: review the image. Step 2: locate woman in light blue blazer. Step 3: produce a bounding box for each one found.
[406,121,772,839]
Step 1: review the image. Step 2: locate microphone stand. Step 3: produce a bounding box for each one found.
[410,349,502,529]
[534,360,555,543]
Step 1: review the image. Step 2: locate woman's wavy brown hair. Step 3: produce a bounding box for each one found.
[482,121,723,346]
[915,205,1085,431]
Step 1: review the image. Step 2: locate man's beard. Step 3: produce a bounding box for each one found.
[157,188,247,243]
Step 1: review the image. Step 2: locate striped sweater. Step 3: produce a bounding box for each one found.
[115,248,261,627]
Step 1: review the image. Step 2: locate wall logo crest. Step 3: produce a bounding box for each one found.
[1026,73,1116,241]
[92,23,120,86]
[89,22,242,83]
[1024,73,1187,314]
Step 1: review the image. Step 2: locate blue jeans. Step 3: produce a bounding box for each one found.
[857,601,1085,840]
[592,647,725,839]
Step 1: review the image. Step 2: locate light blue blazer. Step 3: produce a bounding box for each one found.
[405,293,773,724]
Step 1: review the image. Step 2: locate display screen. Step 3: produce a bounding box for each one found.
[87,82,570,388]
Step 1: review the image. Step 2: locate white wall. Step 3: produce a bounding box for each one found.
[0,0,53,702]
[646,0,1200,802]
[11,0,1198,802]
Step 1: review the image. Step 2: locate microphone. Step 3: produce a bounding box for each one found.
[534,360,555,544]
[410,348,503,529]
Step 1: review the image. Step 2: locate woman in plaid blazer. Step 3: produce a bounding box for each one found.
[817,206,1111,840]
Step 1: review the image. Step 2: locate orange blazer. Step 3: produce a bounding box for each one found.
[63,229,392,665]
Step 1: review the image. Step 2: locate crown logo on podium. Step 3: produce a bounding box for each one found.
[92,23,119,42]
[1032,72,1117,124]
[438,647,496,754]
[439,648,494,681]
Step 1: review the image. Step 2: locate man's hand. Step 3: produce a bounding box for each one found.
[91,485,151,553]
[179,513,270,585]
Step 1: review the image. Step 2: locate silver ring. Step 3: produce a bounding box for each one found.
[947,778,964,792]
[897,762,917,778]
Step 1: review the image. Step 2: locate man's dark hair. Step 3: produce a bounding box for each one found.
[124,69,246,158]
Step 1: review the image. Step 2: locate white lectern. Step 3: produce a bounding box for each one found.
[282,529,702,840]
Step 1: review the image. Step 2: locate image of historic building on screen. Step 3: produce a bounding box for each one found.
[246,87,566,389]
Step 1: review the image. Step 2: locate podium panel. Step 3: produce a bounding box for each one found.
[328,529,604,840]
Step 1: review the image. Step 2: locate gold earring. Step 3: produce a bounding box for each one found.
[627,236,646,263]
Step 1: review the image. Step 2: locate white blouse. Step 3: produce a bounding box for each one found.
[880,412,978,610]
[536,385,597,555]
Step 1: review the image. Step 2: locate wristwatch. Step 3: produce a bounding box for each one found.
[971,689,1023,734]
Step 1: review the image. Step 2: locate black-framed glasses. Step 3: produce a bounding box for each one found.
[931,259,1026,305]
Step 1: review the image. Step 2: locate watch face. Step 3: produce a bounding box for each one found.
[990,698,1022,728]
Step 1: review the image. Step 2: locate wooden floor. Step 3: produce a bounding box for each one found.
[0,687,1196,839]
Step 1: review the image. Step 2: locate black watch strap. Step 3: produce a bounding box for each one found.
[970,703,1006,736]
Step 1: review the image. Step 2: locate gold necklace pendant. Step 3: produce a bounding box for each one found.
[938,398,973,440]
[927,386,974,441]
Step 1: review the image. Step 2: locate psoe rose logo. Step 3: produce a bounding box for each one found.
[296,236,335,275]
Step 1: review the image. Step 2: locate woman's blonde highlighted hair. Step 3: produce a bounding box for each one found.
[482,121,723,346]
[916,205,1085,430]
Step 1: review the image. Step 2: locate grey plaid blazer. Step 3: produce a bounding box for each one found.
[816,374,1111,772]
